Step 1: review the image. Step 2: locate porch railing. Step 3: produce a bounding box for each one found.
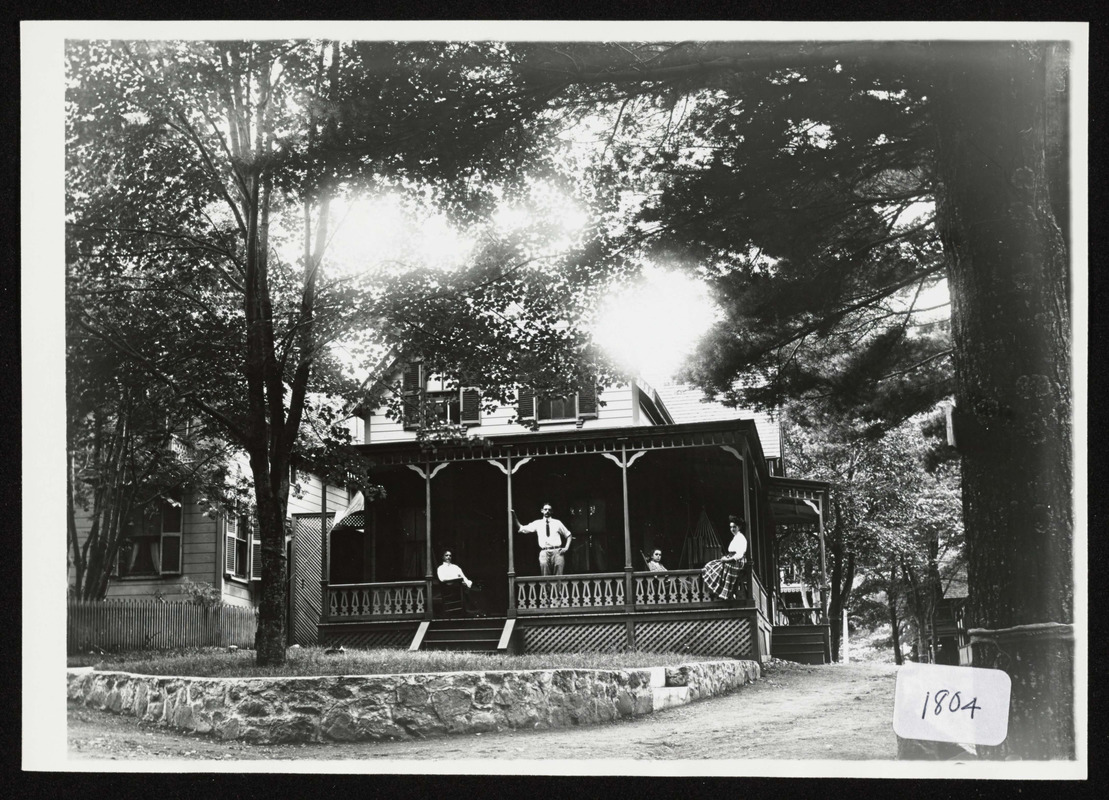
[750,569,769,618]
[326,581,426,621]
[515,573,626,614]
[633,569,716,608]
[322,567,772,620]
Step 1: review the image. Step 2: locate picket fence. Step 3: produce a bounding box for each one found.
[68,599,258,652]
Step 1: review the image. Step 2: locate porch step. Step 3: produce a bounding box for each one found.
[420,617,509,653]
[772,624,830,665]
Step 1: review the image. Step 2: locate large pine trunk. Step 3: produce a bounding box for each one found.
[931,42,1073,759]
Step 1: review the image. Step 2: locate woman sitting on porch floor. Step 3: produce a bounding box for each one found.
[701,516,748,601]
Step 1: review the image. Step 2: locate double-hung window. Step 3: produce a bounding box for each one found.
[160,496,182,574]
[225,512,255,580]
[118,492,182,578]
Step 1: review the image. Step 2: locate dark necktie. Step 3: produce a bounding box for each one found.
[546,519,551,544]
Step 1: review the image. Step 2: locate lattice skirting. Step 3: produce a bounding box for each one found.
[634,617,754,659]
[521,623,627,653]
[319,626,417,650]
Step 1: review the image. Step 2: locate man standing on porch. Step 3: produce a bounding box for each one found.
[516,503,572,575]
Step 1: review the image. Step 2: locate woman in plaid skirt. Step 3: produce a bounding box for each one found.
[701,516,749,601]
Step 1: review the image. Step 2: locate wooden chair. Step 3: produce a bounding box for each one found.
[438,579,466,617]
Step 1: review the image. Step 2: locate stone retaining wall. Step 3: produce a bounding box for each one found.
[67,659,760,744]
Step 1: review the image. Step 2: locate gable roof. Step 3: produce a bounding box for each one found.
[654,382,781,459]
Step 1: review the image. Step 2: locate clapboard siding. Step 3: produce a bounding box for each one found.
[222,579,254,606]
[288,475,353,518]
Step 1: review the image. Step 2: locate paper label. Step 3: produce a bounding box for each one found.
[893,662,1011,746]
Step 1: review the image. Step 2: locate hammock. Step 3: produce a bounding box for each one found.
[678,508,723,569]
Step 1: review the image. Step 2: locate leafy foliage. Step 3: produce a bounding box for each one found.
[507,43,955,430]
[779,404,962,660]
[65,40,624,661]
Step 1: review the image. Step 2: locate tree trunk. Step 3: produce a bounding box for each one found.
[931,42,1073,759]
[889,563,904,666]
[253,459,290,665]
[827,530,843,661]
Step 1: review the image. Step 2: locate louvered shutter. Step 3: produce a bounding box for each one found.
[577,384,598,419]
[250,532,262,581]
[224,514,238,574]
[460,387,481,425]
[402,361,422,429]
[517,388,535,420]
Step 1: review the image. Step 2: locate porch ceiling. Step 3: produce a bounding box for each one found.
[353,419,766,467]
[767,476,830,525]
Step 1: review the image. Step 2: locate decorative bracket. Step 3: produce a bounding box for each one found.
[601,452,623,469]
[406,462,450,481]
[486,456,532,476]
[719,445,743,463]
[601,450,646,469]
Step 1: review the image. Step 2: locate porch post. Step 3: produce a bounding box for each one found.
[817,492,829,624]
[506,455,516,619]
[620,442,634,613]
[424,459,433,621]
[741,441,755,568]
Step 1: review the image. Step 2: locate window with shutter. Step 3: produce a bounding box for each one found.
[460,387,481,425]
[517,388,535,421]
[577,384,598,420]
[402,361,423,430]
[225,513,250,579]
[250,532,262,580]
[224,514,238,574]
[537,394,577,422]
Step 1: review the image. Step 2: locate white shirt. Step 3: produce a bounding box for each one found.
[520,516,571,549]
[437,562,472,587]
[725,531,748,560]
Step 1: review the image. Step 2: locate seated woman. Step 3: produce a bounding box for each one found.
[700,516,749,601]
[436,550,481,614]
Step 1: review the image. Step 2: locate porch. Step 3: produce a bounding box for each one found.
[302,420,828,660]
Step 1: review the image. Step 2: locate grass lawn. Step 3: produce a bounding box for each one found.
[67,646,726,678]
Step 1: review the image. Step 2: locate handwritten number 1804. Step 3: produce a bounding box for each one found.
[921,689,981,720]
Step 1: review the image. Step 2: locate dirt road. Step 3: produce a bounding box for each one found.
[67,659,900,763]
